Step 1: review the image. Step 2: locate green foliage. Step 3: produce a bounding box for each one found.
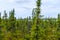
[0,0,60,40]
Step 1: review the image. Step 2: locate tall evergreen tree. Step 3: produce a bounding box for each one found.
[0,13,1,27]
[8,9,16,32]
[0,13,2,40]
[57,14,60,40]
[31,0,41,40]
[3,10,7,20]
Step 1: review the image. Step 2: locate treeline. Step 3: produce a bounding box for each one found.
[0,0,60,40]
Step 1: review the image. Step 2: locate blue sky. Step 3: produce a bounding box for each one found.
[0,0,60,18]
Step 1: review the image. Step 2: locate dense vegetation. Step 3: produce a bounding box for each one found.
[0,0,60,40]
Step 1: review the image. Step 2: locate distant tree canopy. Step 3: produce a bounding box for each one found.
[0,0,60,40]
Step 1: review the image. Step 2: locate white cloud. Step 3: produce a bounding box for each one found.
[41,0,60,18]
[0,0,60,18]
[0,0,36,18]
[5,0,14,3]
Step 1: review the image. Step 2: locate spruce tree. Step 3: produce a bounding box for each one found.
[31,0,41,40]
[8,9,16,32]
[57,14,60,40]
[0,13,2,40]
[0,13,1,28]
[8,9,17,40]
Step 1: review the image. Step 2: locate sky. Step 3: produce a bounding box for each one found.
[0,0,60,18]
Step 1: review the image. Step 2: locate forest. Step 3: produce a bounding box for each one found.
[0,0,60,40]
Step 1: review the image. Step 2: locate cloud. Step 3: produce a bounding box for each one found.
[0,0,60,18]
[41,0,60,18]
[0,0,36,18]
